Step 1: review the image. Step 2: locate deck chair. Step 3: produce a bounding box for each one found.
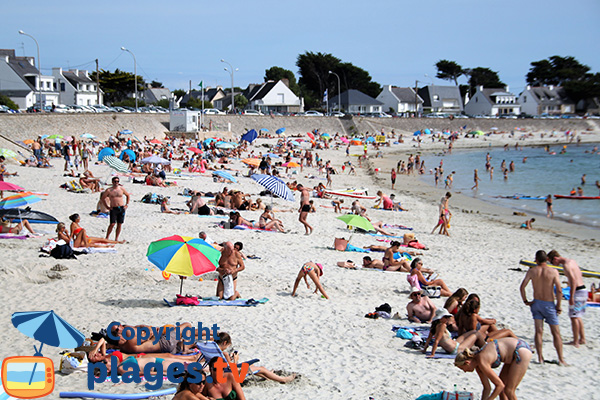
[67,180,90,193]
[195,341,260,380]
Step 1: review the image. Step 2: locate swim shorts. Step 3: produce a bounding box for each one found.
[530,299,559,325]
[569,288,588,318]
[159,335,182,354]
[110,206,126,224]
[197,204,211,215]
[301,204,311,212]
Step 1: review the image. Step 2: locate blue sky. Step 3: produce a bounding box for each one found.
[3,0,599,95]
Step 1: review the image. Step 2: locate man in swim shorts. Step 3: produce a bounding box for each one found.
[548,250,587,347]
[297,184,313,235]
[519,250,567,365]
[101,177,130,241]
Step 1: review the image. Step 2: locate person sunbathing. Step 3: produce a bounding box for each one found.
[362,256,385,269]
[215,332,296,384]
[407,287,437,323]
[80,170,101,192]
[161,198,180,214]
[88,337,200,365]
[444,288,469,315]
[258,206,285,232]
[145,173,166,187]
[422,309,485,357]
[1,217,36,235]
[291,261,329,299]
[228,212,253,228]
[407,258,450,296]
[109,322,203,354]
[187,192,213,215]
[456,295,517,340]
[69,213,123,247]
[454,337,532,400]
[100,353,201,377]
[205,357,247,400]
[337,260,357,269]
[363,244,422,256]
[172,370,212,400]
[382,241,412,272]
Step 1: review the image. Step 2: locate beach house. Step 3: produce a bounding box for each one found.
[517,85,575,116]
[52,67,102,106]
[181,86,226,108]
[243,80,302,114]
[329,89,383,115]
[376,85,423,115]
[464,86,521,117]
[417,85,463,115]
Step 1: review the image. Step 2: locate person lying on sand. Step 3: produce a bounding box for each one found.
[1,217,36,235]
[337,260,357,269]
[88,337,200,364]
[362,256,385,269]
[109,322,204,354]
[99,353,201,377]
[161,198,180,214]
[292,261,329,299]
[80,170,101,192]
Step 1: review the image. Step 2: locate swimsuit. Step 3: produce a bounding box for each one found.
[302,263,314,274]
[530,299,559,325]
[216,390,237,400]
[110,206,126,224]
[489,338,532,368]
[301,204,311,212]
[569,286,588,318]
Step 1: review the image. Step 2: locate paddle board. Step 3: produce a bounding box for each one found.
[519,260,600,279]
[554,195,600,200]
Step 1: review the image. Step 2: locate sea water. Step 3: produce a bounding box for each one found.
[420,143,600,228]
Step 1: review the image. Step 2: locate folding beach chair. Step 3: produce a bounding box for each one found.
[195,341,260,380]
[67,180,90,193]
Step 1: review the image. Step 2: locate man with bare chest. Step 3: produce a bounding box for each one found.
[101,177,130,241]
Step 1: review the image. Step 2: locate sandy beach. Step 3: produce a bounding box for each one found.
[1,130,599,400]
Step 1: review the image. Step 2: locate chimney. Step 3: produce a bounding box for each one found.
[281,78,289,87]
[526,85,531,90]
[388,85,393,91]
[549,85,554,90]
[505,85,510,92]
[479,85,484,91]
[217,85,223,90]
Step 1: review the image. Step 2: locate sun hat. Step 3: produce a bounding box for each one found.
[432,308,453,322]
[408,287,425,298]
[315,263,323,273]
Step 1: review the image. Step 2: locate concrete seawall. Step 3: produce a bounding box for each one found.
[0,113,597,145]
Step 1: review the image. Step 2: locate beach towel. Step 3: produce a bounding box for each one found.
[425,351,456,359]
[222,274,234,299]
[73,247,117,254]
[383,223,413,230]
[562,287,600,308]
[0,233,29,240]
[163,298,268,307]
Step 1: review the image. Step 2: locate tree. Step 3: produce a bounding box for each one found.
[0,95,18,110]
[172,89,186,101]
[90,69,145,104]
[156,99,170,108]
[186,98,212,109]
[435,60,465,85]
[265,66,300,95]
[150,80,163,88]
[527,56,590,86]
[563,72,600,105]
[465,67,505,96]
[234,94,248,110]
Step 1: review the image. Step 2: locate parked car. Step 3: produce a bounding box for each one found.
[0,105,15,113]
[328,111,345,117]
[303,110,324,116]
[203,108,225,115]
[368,112,392,118]
[243,109,263,116]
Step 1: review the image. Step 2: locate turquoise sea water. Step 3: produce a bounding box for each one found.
[420,143,600,228]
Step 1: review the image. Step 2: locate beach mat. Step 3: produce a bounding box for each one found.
[425,351,456,359]
[60,388,176,399]
[164,298,268,307]
[0,234,29,240]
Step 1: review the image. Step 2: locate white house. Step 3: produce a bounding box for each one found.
[464,86,520,116]
[244,80,302,113]
[329,89,383,115]
[52,68,102,106]
[0,49,59,109]
[376,85,423,115]
[517,85,574,116]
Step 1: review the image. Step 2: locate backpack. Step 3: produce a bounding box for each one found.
[50,244,76,259]
[59,351,88,374]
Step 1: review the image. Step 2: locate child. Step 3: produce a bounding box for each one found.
[520,218,535,229]
[332,199,344,213]
[291,262,329,299]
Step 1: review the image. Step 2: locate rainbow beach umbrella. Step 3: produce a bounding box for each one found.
[146,236,220,294]
[0,192,41,210]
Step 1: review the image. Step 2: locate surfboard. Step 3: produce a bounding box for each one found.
[554,195,600,200]
[519,260,600,279]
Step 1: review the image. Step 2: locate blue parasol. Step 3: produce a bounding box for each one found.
[97,147,115,161]
[251,174,294,201]
[120,129,133,135]
[260,128,269,132]
[241,129,258,143]
[119,149,136,162]
[212,170,237,183]
[365,137,375,143]
[215,142,236,149]
[276,128,286,134]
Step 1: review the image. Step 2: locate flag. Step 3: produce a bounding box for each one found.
[323,89,328,102]
[198,81,203,88]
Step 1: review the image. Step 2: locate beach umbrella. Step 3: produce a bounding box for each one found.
[306,132,315,140]
[48,134,63,140]
[276,128,286,134]
[187,147,203,154]
[119,149,136,162]
[413,130,421,136]
[260,128,269,132]
[251,174,295,202]
[120,129,133,135]
[64,136,73,142]
[146,235,220,294]
[424,129,431,135]
[23,139,35,145]
[336,214,375,232]
[321,133,331,138]
[242,158,261,167]
[365,137,375,143]
[294,139,303,143]
[0,208,58,224]
[265,153,280,158]
[97,147,115,161]
[140,155,170,165]
[80,133,95,139]
[340,137,349,144]
[351,140,362,145]
[149,138,162,144]
[40,135,50,139]
[282,162,300,168]
[103,155,129,173]
[0,182,25,192]
[215,142,236,150]
[203,138,217,145]
[469,130,484,136]
[241,129,258,143]
[0,149,18,158]
[212,170,238,183]
[0,192,41,210]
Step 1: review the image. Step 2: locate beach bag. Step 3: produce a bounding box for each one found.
[403,233,415,244]
[176,294,199,306]
[222,274,234,299]
[408,241,426,250]
[59,351,88,374]
[423,286,441,298]
[50,244,76,259]
[441,391,473,400]
[334,237,349,251]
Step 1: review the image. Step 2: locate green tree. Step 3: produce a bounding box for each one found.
[465,67,505,96]
[187,98,212,109]
[112,98,146,108]
[172,89,186,101]
[156,99,170,108]
[150,80,163,88]
[435,60,465,85]
[90,69,145,104]
[234,94,248,109]
[0,94,18,110]
[563,72,600,105]
[265,66,301,95]
[527,56,590,86]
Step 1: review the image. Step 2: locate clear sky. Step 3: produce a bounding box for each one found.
[3,0,599,95]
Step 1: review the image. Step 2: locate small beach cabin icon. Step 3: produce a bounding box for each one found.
[1,311,84,399]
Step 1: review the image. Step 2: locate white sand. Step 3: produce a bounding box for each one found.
[0,131,599,400]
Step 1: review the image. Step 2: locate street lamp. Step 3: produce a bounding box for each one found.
[19,30,42,112]
[221,59,238,114]
[328,71,341,112]
[121,47,138,112]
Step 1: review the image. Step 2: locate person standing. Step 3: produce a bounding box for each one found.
[101,177,130,241]
[545,195,554,219]
[471,169,481,190]
[62,142,71,171]
[296,184,313,235]
[390,168,397,190]
[519,250,567,365]
[547,250,587,347]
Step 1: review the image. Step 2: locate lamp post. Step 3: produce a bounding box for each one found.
[221,59,238,114]
[19,30,42,112]
[328,71,341,112]
[121,47,138,112]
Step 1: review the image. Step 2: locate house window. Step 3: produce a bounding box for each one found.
[433,95,439,101]
[278,93,284,104]
[523,96,526,103]
[475,97,478,103]
[60,83,65,92]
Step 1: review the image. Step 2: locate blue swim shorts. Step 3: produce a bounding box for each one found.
[530,299,559,325]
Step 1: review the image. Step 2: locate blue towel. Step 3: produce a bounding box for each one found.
[345,243,370,253]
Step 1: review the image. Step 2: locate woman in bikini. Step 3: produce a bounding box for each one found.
[382,241,412,272]
[258,206,285,232]
[407,258,452,296]
[454,337,532,400]
[68,213,123,247]
[291,261,329,299]
[1,217,36,235]
[88,337,200,365]
[444,288,469,315]
[205,357,247,400]
[456,295,517,340]
[172,370,211,400]
[422,309,484,358]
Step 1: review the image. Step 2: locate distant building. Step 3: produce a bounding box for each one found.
[517,85,574,115]
[243,80,302,113]
[143,86,171,105]
[52,67,102,106]
[417,85,463,114]
[181,86,226,107]
[329,89,383,114]
[0,49,59,109]
[376,85,423,115]
[464,86,521,116]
